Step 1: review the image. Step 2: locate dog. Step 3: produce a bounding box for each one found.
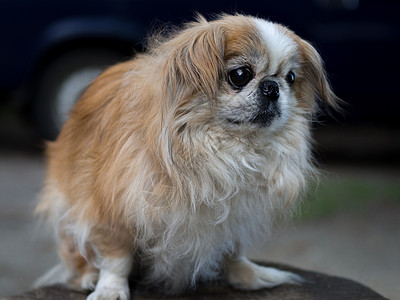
[35,14,338,300]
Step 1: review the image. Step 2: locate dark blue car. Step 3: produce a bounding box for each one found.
[1,0,399,140]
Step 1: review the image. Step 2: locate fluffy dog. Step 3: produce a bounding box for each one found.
[35,14,338,299]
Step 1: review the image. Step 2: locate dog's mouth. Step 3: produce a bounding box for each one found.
[227,101,282,128]
[250,105,282,127]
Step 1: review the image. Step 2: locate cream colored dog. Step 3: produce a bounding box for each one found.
[36,14,338,300]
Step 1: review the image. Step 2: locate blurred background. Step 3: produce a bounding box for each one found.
[0,0,399,299]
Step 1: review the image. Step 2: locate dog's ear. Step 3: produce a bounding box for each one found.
[298,39,341,111]
[161,16,225,102]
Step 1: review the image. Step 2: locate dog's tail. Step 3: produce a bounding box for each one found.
[33,263,70,288]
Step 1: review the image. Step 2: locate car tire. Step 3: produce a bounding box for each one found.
[32,48,125,141]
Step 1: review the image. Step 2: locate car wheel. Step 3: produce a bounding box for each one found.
[32,48,125,140]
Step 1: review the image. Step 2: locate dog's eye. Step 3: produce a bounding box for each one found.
[286,71,295,85]
[228,67,253,89]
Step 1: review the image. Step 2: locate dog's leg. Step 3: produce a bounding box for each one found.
[85,229,133,300]
[87,255,132,300]
[54,230,100,290]
[225,256,302,290]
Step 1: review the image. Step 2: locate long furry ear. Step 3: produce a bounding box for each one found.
[161,16,225,102]
[298,39,341,112]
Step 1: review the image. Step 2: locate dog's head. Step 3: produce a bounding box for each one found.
[157,14,338,136]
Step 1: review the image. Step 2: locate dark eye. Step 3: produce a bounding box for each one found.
[228,67,253,89]
[286,71,295,85]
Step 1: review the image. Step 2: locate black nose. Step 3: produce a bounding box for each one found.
[260,80,279,101]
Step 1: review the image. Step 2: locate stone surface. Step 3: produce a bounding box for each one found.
[6,263,388,300]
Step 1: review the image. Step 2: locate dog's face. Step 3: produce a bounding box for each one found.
[160,15,337,136]
[217,19,302,131]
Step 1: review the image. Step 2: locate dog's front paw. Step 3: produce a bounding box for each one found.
[87,275,129,300]
[226,257,302,290]
[87,285,129,300]
[87,286,129,300]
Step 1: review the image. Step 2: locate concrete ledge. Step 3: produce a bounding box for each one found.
[6,262,388,300]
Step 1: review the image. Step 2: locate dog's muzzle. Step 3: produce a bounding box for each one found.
[249,80,282,127]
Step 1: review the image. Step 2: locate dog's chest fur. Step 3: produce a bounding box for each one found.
[137,120,312,292]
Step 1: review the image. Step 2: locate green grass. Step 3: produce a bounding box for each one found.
[297,173,400,221]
